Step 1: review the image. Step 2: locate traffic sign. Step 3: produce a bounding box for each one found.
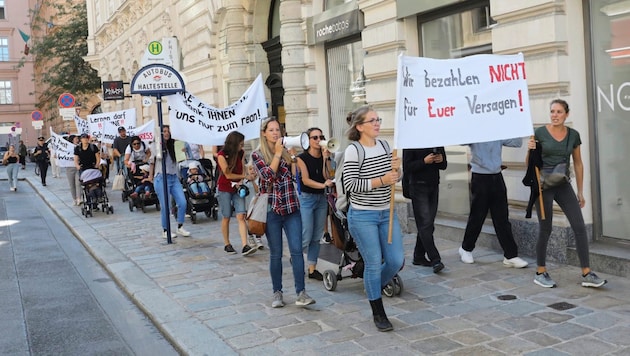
[58,93,76,108]
[130,64,185,96]
[31,110,43,121]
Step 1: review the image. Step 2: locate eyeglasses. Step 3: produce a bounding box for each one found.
[360,117,382,125]
[310,135,325,140]
[38,138,44,141]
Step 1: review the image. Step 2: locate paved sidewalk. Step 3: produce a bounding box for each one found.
[11,164,630,355]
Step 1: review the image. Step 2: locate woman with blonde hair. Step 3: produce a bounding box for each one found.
[251,118,315,308]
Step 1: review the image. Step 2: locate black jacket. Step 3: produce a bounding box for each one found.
[523,142,543,218]
[402,147,447,186]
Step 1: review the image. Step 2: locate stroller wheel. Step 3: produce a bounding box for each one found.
[156,202,161,211]
[323,270,337,291]
[204,210,211,217]
[109,206,114,214]
[122,192,127,202]
[392,274,403,296]
[211,207,218,220]
[190,213,197,224]
[382,282,395,298]
[129,199,134,211]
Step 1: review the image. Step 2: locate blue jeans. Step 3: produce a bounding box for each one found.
[266,210,305,295]
[347,206,404,301]
[188,182,210,196]
[6,163,19,188]
[298,192,327,266]
[154,173,187,229]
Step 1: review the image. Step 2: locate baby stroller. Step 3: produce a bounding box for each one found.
[127,162,161,213]
[178,159,219,223]
[322,187,403,297]
[80,168,114,217]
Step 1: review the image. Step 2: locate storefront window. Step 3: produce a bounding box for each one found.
[326,40,364,146]
[418,1,492,216]
[590,0,630,240]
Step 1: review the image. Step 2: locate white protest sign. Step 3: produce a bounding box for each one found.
[394,54,533,149]
[87,108,137,143]
[116,119,156,145]
[167,74,267,145]
[73,115,90,136]
[48,128,76,168]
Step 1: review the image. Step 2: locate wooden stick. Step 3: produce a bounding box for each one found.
[535,166,545,220]
[388,150,398,244]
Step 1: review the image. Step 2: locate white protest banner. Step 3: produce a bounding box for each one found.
[73,115,90,136]
[127,120,156,145]
[48,128,75,168]
[394,54,533,149]
[167,74,267,145]
[87,108,137,143]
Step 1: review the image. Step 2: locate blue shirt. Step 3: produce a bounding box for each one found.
[468,139,522,174]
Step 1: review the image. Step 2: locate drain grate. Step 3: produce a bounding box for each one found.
[547,302,576,311]
[497,294,517,301]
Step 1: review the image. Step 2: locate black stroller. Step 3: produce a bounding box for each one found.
[80,168,114,217]
[322,188,403,297]
[178,158,218,223]
[126,162,160,213]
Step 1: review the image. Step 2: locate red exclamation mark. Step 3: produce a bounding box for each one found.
[518,90,523,112]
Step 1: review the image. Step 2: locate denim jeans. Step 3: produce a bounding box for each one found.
[6,163,18,188]
[188,182,210,196]
[154,173,187,228]
[298,192,327,266]
[217,190,246,218]
[266,210,305,295]
[347,206,404,301]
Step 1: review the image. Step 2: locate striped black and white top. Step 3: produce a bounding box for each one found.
[342,141,392,210]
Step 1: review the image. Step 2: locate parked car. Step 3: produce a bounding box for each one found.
[0,146,8,156]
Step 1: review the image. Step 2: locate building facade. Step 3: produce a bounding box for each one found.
[84,0,630,270]
[0,0,37,147]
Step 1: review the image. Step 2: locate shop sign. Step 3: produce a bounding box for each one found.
[309,8,363,45]
[102,81,125,100]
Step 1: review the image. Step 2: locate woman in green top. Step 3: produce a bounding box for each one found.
[528,99,607,289]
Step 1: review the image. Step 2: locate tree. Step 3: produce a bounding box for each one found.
[27,0,101,112]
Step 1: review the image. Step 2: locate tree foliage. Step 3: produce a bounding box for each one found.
[28,0,101,111]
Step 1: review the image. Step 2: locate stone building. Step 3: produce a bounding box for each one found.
[84,0,630,276]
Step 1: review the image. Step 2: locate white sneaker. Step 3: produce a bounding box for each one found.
[247,234,257,248]
[503,256,528,268]
[255,237,264,250]
[176,226,191,237]
[162,230,167,239]
[459,247,474,264]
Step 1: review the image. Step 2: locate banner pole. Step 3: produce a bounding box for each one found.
[387,150,398,244]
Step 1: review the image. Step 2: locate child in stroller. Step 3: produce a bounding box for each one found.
[186,162,211,198]
[80,168,113,217]
[130,164,154,199]
[321,187,403,297]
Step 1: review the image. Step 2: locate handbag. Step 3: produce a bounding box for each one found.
[541,130,571,190]
[541,162,569,189]
[112,169,125,191]
[246,193,269,236]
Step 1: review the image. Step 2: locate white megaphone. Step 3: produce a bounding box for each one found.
[319,138,339,153]
[282,132,309,150]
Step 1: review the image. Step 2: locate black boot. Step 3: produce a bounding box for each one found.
[369,298,393,332]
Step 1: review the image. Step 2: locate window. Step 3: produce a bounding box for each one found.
[0,0,5,20]
[0,80,12,104]
[325,0,353,10]
[0,37,8,61]
[472,6,496,33]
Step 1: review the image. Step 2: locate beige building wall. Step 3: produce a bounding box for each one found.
[0,0,37,146]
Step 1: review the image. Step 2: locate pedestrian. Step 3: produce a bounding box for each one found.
[244,163,264,249]
[251,118,316,308]
[217,131,257,256]
[124,136,151,170]
[18,140,27,169]
[3,144,20,191]
[403,146,447,273]
[458,139,529,269]
[296,127,334,281]
[50,146,61,178]
[112,126,132,173]
[150,125,191,239]
[33,136,50,186]
[74,133,100,175]
[65,135,82,205]
[342,105,403,332]
[528,99,607,288]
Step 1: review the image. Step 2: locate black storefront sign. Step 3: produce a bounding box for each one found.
[102,81,125,100]
[311,9,362,44]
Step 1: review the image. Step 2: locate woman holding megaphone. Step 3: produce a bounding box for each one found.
[296,128,334,281]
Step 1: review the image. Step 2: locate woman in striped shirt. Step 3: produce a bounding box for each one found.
[343,105,403,332]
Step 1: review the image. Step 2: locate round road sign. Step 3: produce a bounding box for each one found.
[58,93,76,108]
[31,110,43,121]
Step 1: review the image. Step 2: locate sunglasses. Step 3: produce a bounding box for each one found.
[132,142,141,146]
[310,135,325,140]
[360,117,383,125]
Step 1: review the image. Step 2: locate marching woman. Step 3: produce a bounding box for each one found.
[296,127,334,281]
[528,99,607,288]
[3,145,20,191]
[251,118,316,308]
[343,105,403,332]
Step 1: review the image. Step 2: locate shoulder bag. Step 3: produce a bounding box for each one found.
[246,192,268,236]
[541,130,571,189]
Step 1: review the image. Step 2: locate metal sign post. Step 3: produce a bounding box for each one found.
[130,64,185,244]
